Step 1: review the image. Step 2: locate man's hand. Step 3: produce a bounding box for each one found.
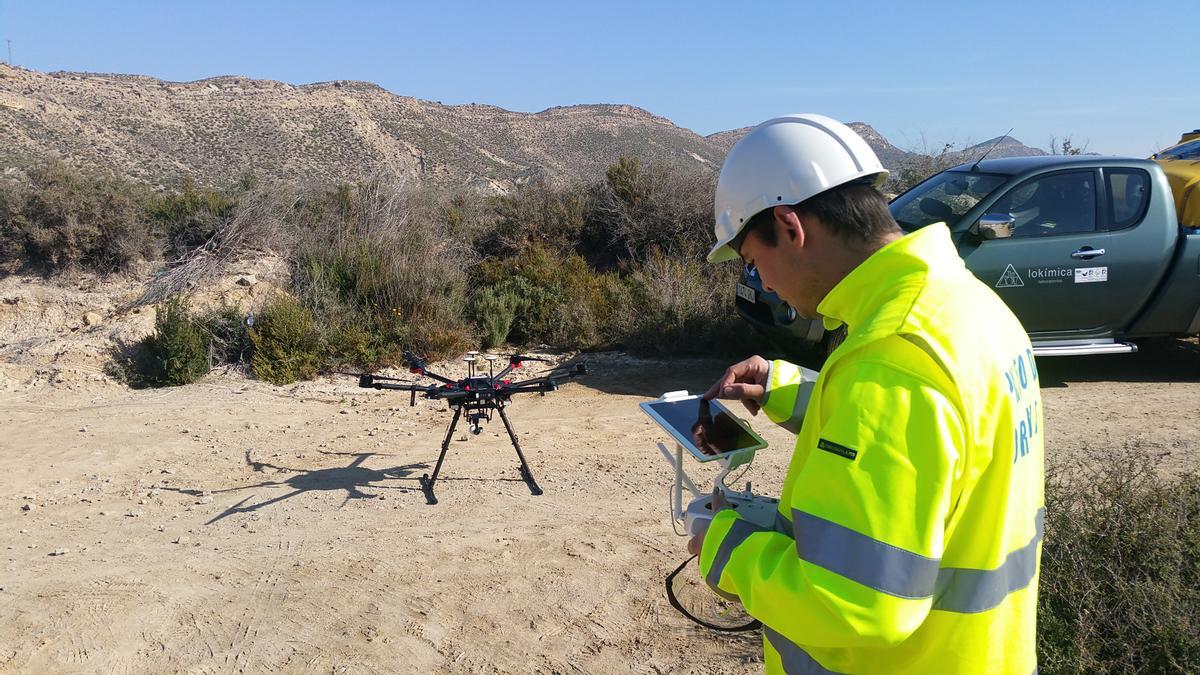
[687,489,730,555]
[703,355,770,415]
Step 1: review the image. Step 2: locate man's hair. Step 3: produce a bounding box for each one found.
[741,182,899,248]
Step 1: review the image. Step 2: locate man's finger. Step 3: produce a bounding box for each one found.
[720,383,765,401]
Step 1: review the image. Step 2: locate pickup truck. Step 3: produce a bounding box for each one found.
[736,154,1200,356]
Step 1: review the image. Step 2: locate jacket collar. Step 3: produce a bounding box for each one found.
[816,223,963,334]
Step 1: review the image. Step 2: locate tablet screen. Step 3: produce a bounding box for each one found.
[641,397,765,461]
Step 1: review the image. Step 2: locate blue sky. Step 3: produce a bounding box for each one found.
[1,0,1196,156]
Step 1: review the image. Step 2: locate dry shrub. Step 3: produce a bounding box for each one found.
[290,180,474,365]
[1038,444,1200,674]
[0,159,157,275]
[618,254,748,356]
[140,185,297,304]
[477,180,594,259]
[590,156,715,265]
[149,178,238,258]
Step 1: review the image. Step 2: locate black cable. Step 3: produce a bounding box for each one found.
[665,556,761,633]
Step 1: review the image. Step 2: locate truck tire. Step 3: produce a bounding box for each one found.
[821,325,848,358]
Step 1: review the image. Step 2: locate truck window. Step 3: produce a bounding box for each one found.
[1106,169,1150,230]
[890,171,1006,231]
[988,171,1097,237]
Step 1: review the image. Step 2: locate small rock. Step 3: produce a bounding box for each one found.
[49,548,68,556]
[236,274,257,287]
[196,496,213,505]
[82,312,102,326]
[20,503,33,511]
[174,536,190,545]
[126,510,143,518]
[79,426,88,433]
[181,429,191,434]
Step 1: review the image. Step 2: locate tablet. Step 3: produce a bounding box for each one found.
[640,395,767,462]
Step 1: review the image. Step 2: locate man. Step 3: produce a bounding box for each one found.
[689,115,1044,674]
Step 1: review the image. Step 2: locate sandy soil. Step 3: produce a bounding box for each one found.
[1,274,1198,674]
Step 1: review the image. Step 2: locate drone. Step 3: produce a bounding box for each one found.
[356,350,587,505]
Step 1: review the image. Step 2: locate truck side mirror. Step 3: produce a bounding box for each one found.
[977,213,1016,240]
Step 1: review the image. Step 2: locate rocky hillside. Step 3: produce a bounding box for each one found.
[0,64,1045,191]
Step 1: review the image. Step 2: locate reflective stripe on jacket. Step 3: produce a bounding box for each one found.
[699,223,1044,674]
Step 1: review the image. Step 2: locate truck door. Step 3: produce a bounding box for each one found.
[958,168,1168,336]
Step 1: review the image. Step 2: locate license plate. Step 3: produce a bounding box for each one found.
[736,283,756,303]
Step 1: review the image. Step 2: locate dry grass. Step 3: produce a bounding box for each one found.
[1038,444,1200,674]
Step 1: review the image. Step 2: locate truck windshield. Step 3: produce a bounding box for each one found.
[890,171,1007,231]
[1155,139,1200,160]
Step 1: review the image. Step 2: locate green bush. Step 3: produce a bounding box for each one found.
[476,246,626,349]
[144,298,211,386]
[248,294,322,385]
[0,159,157,275]
[1038,447,1200,674]
[472,285,522,349]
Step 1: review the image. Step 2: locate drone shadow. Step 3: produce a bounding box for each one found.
[161,450,429,524]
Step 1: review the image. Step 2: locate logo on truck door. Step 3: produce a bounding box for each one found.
[1074,266,1108,283]
[996,264,1025,288]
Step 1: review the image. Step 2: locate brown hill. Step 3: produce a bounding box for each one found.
[0,65,722,191]
[0,64,1046,192]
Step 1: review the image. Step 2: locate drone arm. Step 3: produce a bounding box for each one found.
[505,363,587,390]
[357,374,438,394]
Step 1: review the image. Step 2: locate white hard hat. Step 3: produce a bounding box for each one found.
[707,114,889,262]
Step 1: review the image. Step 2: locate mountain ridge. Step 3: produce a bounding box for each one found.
[0,64,1046,191]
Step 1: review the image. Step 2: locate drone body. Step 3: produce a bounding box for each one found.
[358,351,586,504]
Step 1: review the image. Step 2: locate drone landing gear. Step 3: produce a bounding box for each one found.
[418,403,542,505]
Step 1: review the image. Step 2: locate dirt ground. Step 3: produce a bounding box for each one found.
[2,274,1199,674]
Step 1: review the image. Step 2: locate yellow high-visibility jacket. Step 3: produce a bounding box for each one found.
[700,224,1044,674]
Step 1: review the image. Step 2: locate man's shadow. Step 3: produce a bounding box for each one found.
[162,450,428,524]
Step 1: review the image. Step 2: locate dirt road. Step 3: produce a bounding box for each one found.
[2,339,1198,673]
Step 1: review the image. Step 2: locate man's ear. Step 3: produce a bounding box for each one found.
[773,205,805,249]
